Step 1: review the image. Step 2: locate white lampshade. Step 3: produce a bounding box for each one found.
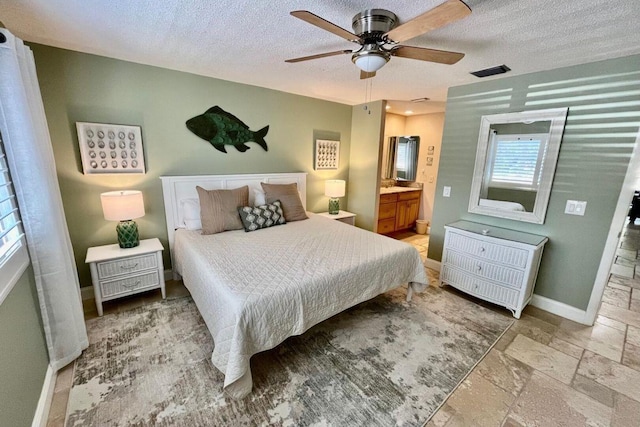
[325,180,346,198]
[101,190,145,221]
[354,54,388,73]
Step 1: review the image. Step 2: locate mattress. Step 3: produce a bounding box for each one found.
[173,214,429,398]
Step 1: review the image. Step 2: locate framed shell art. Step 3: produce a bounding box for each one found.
[314,139,340,170]
[76,122,146,174]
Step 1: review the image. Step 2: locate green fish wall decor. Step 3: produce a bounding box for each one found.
[186,106,269,153]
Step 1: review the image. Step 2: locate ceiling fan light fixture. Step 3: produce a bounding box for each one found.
[352,50,389,72]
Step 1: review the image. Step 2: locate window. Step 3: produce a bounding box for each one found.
[486,133,549,191]
[0,130,29,305]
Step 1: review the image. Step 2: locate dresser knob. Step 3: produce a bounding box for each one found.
[477,265,482,271]
[479,247,485,253]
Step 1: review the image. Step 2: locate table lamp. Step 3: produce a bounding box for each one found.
[101,190,145,248]
[325,180,346,215]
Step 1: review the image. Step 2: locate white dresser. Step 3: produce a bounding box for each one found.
[440,221,547,318]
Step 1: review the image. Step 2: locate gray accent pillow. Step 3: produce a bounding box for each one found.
[238,200,286,232]
[260,182,308,222]
[196,185,248,235]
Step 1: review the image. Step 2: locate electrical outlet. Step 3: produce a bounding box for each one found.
[443,186,451,197]
[565,200,587,216]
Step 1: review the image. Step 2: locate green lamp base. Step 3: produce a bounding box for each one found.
[116,220,140,248]
[328,198,340,215]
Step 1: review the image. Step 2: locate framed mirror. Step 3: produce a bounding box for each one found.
[383,136,420,181]
[468,108,568,224]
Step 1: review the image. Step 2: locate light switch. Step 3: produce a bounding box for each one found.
[565,200,587,216]
[443,186,451,197]
[428,176,434,183]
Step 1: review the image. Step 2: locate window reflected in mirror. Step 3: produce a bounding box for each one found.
[383,136,420,181]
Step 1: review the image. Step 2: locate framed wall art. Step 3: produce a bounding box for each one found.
[314,139,340,170]
[76,122,146,175]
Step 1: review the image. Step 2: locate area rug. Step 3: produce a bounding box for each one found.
[66,285,513,426]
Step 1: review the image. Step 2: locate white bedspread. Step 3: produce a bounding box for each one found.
[173,214,429,398]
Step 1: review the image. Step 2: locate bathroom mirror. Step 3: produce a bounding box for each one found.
[468,108,568,224]
[383,136,420,181]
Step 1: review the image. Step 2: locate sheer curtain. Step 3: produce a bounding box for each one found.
[0,29,88,370]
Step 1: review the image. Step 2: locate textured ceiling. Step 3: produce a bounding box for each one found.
[1,0,639,114]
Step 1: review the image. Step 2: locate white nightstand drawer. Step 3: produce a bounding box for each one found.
[100,271,160,298]
[446,231,529,268]
[443,250,524,289]
[97,253,158,279]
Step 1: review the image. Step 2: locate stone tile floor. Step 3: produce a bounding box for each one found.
[414,224,640,427]
[47,227,640,426]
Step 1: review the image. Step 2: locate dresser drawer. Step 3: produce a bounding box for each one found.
[446,231,529,268]
[380,193,398,204]
[378,218,396,234]
[378,202,397,220]
[97,253,158,279]
[441,266,520,309]
[398,190,421,201]
[444,250,524,289]
[100,271,160,298]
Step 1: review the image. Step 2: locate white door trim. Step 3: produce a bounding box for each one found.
[584,130,640,325]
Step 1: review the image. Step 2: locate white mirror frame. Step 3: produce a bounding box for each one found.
[468,107,568,224]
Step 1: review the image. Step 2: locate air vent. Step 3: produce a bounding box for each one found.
[470,65,511,78]
[411,97,430,103]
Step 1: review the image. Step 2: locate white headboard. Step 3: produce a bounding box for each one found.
[159,172,307,260]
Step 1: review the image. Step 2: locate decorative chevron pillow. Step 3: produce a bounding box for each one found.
[237,200,286,232]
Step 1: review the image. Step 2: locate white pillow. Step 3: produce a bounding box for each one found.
[180,198,202,230]
[253,188,266,206]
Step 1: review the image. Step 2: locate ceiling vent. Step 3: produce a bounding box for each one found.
[411,97,430,103]
[470,64,510,78]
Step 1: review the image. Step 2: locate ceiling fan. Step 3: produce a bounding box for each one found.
[285,0,471,79]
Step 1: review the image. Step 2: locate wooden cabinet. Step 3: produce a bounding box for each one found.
[441,221,547,318]
[377,190,421,234]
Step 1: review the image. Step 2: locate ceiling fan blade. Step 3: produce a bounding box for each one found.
[285,50,352,63]
[290,11,359,43]
[384,0,471,43]
[391,45,464,65]
[360,70,376,79]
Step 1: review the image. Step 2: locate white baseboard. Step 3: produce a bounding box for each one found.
[424,258,441,272]
[530,294,589,325]
[81,269,174,301]
[31,365,56,427]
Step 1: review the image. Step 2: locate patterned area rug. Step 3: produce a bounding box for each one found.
[66,285,513,426]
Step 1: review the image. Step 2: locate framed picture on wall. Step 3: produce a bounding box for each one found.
[76,122,146,175]
[314,139,340,170]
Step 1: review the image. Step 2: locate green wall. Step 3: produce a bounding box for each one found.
[429,54,640,310]
[30,44,354,288]
[348,101,386,231]
[0,266,49,427]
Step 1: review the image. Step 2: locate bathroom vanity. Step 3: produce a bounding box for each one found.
[377,187,422,234]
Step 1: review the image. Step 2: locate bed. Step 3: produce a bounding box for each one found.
[160,173,429,398]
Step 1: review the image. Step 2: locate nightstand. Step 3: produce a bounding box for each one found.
[316,210,356,226]
[85,238,165,316]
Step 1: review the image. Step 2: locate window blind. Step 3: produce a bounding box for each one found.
[489,134,548,190]
[0,135,24,264]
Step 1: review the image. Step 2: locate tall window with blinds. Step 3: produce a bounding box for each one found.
[0,130,28,305]
[485,132,549,191]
